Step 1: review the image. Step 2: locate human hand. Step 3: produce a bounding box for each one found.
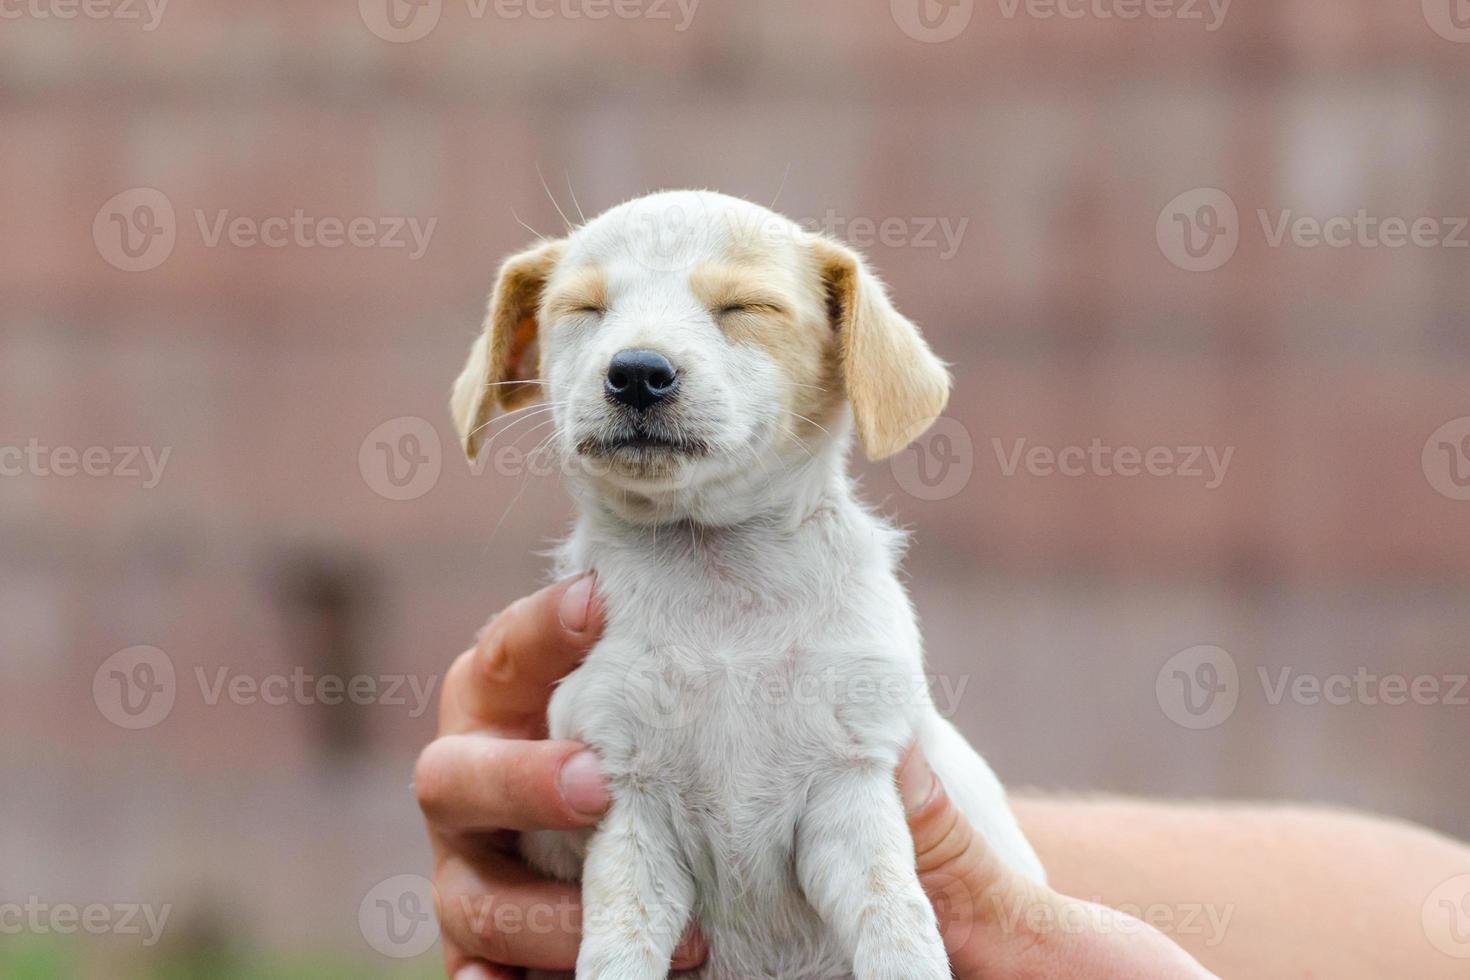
[898,749,1220,979]
[414,575,707,979]
[415,576,1211,979]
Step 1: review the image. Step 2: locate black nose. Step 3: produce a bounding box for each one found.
[605,349,679,410]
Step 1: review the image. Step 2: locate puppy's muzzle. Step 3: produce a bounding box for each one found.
[605,348,679,411]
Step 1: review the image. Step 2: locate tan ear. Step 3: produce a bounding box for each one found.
[450,239,563,460]
[811,237,951,461]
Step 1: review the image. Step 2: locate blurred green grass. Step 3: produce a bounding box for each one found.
[0,937,441,980]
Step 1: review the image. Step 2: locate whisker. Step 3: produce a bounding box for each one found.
[471,404,561,450]
[467,401,561,441]
[775,423,815,461]
[510,207,548,243]
[537,163,574,232]
[769,161,793,213]
[486,421,561,541]
[790,412,832,438]
[564,171,587,225]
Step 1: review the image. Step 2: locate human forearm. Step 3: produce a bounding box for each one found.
[1013,796,1470,980]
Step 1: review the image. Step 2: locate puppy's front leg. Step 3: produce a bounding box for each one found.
[576,789,694,980]
[797,766,950,980]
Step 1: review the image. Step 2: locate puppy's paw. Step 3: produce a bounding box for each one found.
[574,943,668,980]
[855,943,951,980]
[851,888,951,980]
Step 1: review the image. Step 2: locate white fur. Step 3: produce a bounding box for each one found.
[472,192,1044,980]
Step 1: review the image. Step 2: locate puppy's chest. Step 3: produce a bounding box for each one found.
[547,528,920,777]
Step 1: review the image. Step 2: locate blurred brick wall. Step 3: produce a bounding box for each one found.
[2,0,1469,964]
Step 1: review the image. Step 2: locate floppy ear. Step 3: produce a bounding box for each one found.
[810,237,951,461]
[450,239,563,460]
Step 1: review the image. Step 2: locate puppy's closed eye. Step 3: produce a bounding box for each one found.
[543,266,610,323]
[713,296,787,320]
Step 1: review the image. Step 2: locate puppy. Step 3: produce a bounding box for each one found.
[451,191,1044,980]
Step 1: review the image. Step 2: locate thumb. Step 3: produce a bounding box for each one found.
[899,747,1045,948]
[898,748,1222,980]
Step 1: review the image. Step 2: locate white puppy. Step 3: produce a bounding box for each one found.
[451,191,1044,980]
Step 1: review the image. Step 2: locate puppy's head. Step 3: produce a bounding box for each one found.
[452,191,950,520]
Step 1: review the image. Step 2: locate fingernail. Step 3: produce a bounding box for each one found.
[899,747,937,815]
[672,924,707,969]
[455,964,493,980]
[559,749,610,816]
[558,573,595,634]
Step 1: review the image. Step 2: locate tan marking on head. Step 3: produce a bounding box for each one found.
[689,261,842,438]
[542,265,609,322]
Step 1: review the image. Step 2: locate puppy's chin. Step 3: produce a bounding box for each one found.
[573,434,707,489]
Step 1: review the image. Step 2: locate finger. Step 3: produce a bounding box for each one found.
[451,575,604,730]
[417,734,609,832]
[436,852,708,972]
[434,851,584,970]
[899,747,1038,937]
[443,944,520,980]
